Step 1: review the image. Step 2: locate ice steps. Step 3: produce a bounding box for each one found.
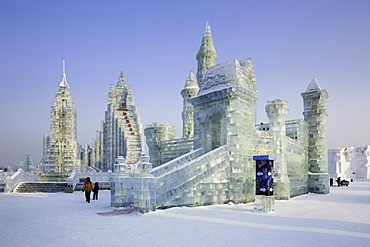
[14,182,67,193]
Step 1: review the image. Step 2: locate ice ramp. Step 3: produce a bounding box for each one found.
[152,145,230,207]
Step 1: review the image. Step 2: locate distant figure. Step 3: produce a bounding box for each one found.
[336,177,341,187]
[330,178,333,186]
[82,177,94,203]
[93,182,99,200]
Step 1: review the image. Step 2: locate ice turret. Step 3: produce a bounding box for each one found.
[181,71,199,138]
[196,22,218,88]
[301,76,329,194]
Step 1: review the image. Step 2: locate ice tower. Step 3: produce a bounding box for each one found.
[265,99,290,200]
[181,70,199,138]
[144,123,176,168]
[190,58,259,203]
[196,22,218,87]
[41,60,82,178]
[301,77,330,193]
[91,72,144,171]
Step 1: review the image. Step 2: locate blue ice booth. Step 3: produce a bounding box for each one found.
[253,155,276,212]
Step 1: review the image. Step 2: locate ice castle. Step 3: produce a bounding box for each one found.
[4,23,330,212]
[109,23,330,212]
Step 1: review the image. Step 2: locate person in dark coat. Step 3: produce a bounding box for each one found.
[92,182,99,200]
[82,177,94,203]
[336,177,341,187]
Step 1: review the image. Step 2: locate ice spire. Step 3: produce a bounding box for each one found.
[196,22,218,87]
[117,71,126,88]
[126,86,135,106]
[306,76,322,92]
[107,84,115,104]
[58,60,70,89]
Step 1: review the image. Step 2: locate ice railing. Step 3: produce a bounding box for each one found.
[66,169,79,190]
[155,145,230,206]
[150,148,205,177]
[5,168,24,193]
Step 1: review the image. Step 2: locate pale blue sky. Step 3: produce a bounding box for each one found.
[1,0,369,167]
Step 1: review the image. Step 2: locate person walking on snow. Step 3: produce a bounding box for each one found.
[336,177,341,187]
[82,177,94,203]
[92,182,99,200]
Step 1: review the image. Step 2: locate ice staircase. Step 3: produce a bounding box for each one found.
[150,145,230,207]
[14,182,67,193]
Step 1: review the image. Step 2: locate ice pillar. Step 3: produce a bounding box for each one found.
[110,155,157,213]
[265,99,290,200]
[301,77,330,194]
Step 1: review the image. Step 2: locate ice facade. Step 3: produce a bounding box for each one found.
[328,145,370,181]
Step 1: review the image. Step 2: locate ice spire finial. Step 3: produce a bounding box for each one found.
[306,76,322,92]
[58,60,70,89]
[204,21,212,37]
[117,71,126,88]
[184,70,198,89]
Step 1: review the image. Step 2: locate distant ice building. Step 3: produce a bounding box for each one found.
[17,154,37,172]
[40,61,82,180]
[109,22,330,212]
[328,145,370,181]
[91,72,144,171]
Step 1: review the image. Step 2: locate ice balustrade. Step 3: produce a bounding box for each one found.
[155,145,230,207]
[66,169,79,190]
[0,172,15,182]
[150,148,205,177]
[5,168,24,193]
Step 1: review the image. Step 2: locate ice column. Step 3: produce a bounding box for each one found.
[265,99,290,200]
[133,154,156,213]
[301,77,330,194]
[110,155,157,213]
[110,156,133,207]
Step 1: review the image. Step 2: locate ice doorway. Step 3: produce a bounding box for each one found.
[211,112,222,150]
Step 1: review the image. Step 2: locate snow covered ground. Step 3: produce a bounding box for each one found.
[1,182,369,247]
